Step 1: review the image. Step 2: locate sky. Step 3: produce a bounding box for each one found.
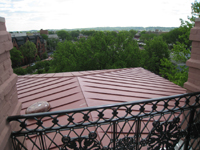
[0,0,197,31]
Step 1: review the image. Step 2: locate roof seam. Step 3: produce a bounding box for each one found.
[77,77,89,108]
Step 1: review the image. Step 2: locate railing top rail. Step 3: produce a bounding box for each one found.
[7,92,200,121]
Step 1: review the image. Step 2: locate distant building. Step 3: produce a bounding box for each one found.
[11,32,26,37]
[133,32,140,41]
[12,35,46,58]
[40,29,48,35]
[48,34,59,39]
[27,32,40,36]
[77,33,88,40]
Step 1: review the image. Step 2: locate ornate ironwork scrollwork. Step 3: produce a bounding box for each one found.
[147,117,186,150]
[116,136,136,150]
[61,132,101,150]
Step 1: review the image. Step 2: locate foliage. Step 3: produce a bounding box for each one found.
[20,41,37,65]
[10,47,23,68]
[41,34,48,40]
[42,52,48,59]
[140,32,158,42]
[36,55,41,62]
[14,67,27,75]
[48,31,55,34]
[70,30,80,40]
[47,38,59,51]
[161,28,183,49]
[57,30,71,41]
[159,0,199,87]
[63,27,175,32]
[188,0,200,22]
[143,36,169,74]
[51,31,141,72]
[160,58,188,87]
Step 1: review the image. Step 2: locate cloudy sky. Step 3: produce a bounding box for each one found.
[0,0,196,31]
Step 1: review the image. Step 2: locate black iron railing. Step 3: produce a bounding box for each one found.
[7,92,200,150]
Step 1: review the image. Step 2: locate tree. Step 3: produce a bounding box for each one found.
[57,30,71,41]
[47,38,59,51]
[143,36,169,74]
[159,0,199,87]
[10,47,23,68]
[50,30,141,73]
[161,28,183,49]
[140,32,158,42]
[20,41,37,65]
[41,34,48,40]
[13,67,27,75]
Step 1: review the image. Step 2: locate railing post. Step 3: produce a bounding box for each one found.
[184,109,195,150]
[135,118,141,150]
[113,121,117,150]
[40,132,45,150]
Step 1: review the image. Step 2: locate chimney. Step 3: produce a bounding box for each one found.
[184,18,200,93]
[0,17,22,149]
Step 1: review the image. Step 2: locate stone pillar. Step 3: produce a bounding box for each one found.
[184,18,200,93]
[183,18,200,149]
[0,17,22,150]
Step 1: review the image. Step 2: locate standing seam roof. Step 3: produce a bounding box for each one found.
[16,67,186,149]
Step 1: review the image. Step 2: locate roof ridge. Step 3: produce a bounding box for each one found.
[18,68,130,78]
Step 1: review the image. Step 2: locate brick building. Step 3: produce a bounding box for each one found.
[12,35,46,58]
[40,29,48,35]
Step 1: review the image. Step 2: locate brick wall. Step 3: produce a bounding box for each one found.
[184,18,200,93]
[0,17,22,150]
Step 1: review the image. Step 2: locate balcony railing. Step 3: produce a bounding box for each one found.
[7,92,200,150]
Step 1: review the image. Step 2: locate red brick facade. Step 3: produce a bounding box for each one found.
[0,17,22,150]
[12,35,46,58]
[40,29,48,35]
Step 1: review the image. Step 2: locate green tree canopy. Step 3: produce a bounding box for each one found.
[10,47,23,68]
[50,31,141,72]
[20,41,37,65]
[41,34,48,40]
[143,36,169,74]
[159,0,199,87]
[57,30,71,41]
[140,32,158,42]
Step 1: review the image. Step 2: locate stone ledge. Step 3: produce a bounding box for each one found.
[184,82,200,92]
[186,59,200,70]
[188,78,200,87]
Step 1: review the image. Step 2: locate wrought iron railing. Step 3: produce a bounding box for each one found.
[7,92,200,150]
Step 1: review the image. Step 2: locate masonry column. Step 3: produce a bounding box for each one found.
[184,18,200,93]
[0,17,22,150]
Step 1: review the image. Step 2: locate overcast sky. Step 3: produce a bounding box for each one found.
[0,0,197,31]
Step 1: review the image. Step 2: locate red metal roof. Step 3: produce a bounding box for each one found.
[16,67,186,149]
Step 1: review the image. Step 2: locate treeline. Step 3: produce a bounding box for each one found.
[13,26,175,33]
[13,26,190,87]
[61,26,175,32]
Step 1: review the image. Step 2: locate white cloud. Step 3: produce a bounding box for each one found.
[0,0,196,31]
